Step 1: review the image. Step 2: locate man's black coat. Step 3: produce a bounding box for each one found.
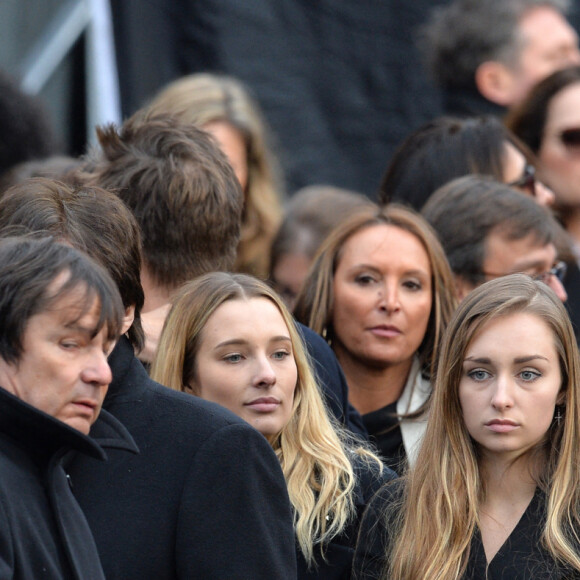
[0,387,135,580]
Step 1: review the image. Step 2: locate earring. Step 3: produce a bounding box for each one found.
[554,406,563,425]
[321,327,332,347]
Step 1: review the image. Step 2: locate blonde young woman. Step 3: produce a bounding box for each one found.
[294,204,456,471]
[353,274,580,579]
[150,272,394,579]
[146,73,283,279]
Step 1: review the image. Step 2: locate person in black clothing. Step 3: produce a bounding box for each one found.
[353,275,580,579]
[0,235,134,580]
[0,178,298,579]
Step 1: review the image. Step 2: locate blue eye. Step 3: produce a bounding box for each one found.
[224,354,243,363]
[272,350,291,361]
[519,370,541,382]
[468,369,490,381]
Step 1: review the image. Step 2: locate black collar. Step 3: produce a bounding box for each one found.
[442,87,507,119]
[106,335,135,397]
[0,386,106,461]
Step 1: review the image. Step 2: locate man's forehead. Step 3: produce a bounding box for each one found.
[35,283,99,325]
[484,231,556,273]
[518,5,578,52]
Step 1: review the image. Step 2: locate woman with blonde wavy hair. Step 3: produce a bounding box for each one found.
[353,274,580,579]
[150,272,394,579]
[146,73,283,279]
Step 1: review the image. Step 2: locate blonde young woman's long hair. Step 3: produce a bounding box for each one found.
[150,272,380,566]
[386,274,580,579]
[146,73,283,279]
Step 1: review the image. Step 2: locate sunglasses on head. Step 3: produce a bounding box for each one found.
[507,163,536,197]
[559,128,580,149]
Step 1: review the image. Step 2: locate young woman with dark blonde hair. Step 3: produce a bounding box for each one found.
[354,274,580,579]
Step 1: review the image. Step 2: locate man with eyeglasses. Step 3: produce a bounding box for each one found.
[422,175,570,306]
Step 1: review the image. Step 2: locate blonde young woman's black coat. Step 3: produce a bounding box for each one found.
[298,455,396,580]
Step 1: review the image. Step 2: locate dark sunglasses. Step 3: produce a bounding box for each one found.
[507,163,536,197]
[559,128,580,149]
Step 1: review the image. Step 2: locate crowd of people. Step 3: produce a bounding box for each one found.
[3,0,580,578]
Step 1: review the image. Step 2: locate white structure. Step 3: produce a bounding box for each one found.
[19,0,121,144]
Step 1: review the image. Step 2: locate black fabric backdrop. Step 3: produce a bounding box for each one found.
[2,1,579,195]
[110,0,448,198]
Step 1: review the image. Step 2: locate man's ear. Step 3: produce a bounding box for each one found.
[475,61,518,107]
[121,305,135,336]
[454,275,476,303]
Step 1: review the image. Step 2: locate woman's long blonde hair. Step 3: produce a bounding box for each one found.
[146,73,283,279]
[386,274,580,579]
[150,272,380,566]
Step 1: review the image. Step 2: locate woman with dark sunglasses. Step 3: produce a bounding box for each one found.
[507,66,580,261]
[507,66,580,350]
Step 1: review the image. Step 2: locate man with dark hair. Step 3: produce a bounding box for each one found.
[422,175,567,302]
[88,111,243,361]
[0,235,134,580]
[421,0,580,116]
[0,178,297,580]
[0,178,145,350]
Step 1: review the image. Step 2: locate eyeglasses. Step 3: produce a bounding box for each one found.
[532,261,567,285]
[507,163,536,197]
[559,127,580,150]
[480,261,567,284]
